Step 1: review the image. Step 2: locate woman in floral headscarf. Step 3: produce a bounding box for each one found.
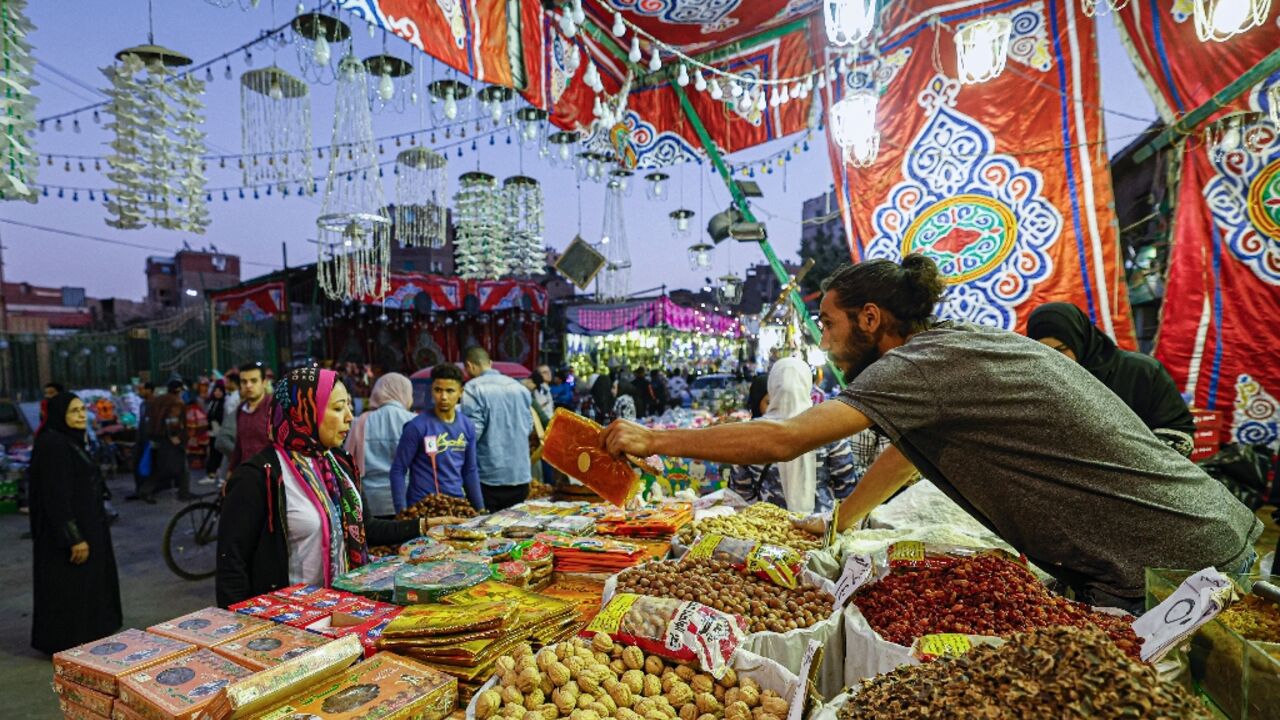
[215,367,426,607]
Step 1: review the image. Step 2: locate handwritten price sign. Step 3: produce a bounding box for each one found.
[1131,567,1237,662]
[832,553,873,611]
[787,639,821,720]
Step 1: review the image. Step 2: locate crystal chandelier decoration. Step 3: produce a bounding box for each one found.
[394,147,447,248]
[516,107,548,146]
[597,177,632,301]
[428,78,471,122]
[830,89,880,166]
[454,171,509,280]
[103,43,209,232]
[504,175,544,278]
[823,0,877,46]
[577,151,611,183]
[0,0,38,202]
[547,130,580,166]
[291,11,350,84]
[1193,0,1273,41]
[315,54,390,300]
[670,209,695,237]
[364,54,413,113]
[240,66,311,192]
[477,85,514,125]
[955,17,1013,84]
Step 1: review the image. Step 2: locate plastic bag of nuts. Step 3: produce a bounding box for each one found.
[680,534,806,589]
[581,593,749,679]
[465,637,805,720]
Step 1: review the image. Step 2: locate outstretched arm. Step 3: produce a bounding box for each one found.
[601,400,873,465]
[834,445,917,531]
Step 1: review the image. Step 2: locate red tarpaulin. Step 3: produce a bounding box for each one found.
[1114,4,1280,445]
[210,281,285,325]
[823,0,1134,344]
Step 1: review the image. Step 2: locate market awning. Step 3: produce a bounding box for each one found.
[565,296,741,337]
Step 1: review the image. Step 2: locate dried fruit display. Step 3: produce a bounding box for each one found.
[853,554,1141,657]
[837,626,1210,719]
[473,638,788,720]
[396,494,479,521]
[614,558,832,634]
[675,504,821,552]
[1218,594,1280,643]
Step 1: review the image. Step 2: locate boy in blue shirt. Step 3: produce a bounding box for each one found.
[389,364,485,513]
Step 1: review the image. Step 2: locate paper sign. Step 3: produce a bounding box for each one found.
[832,553,873,611]
[787,639,821,720]
[685,533,723,561]
[1132,567,1237,662]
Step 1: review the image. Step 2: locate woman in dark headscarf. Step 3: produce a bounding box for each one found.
[216,367,423,607]
[591,370,616,422]
[29,392,122,653]
[1027,302,1196,456]
[746,374,770,419]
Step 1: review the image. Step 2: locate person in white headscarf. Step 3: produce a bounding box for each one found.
[344,372,416,518]
[728,357,858,514]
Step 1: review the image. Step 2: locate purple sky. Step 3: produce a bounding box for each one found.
[2,2,1158,301]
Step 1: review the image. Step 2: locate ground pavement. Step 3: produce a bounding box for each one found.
[0,471,217,719]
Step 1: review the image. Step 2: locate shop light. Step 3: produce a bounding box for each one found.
[955,17,1013,84]
[823,0,876,46]
[829,89,879,166]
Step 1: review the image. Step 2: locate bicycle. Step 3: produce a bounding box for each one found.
[163,489,221,580]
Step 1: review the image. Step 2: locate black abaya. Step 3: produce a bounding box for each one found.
[29,393,123,654]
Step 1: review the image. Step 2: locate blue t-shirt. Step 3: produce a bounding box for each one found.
[389,411,483,513]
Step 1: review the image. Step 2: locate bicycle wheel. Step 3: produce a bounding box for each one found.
[163,501,220,581]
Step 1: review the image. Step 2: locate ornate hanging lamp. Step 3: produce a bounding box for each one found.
[670,208,696,237]
[504,175,544,278]
[315,53,390,300]
[955,17,1013,84]
[547,130,580,166]
[394,147,447,248]
[829,89,879,166]
[1193,0,1273,42]
[644,171,669,200]
[428,78,471,122]
[717,274,744,306]
[454,171,508,280]
[686,241,713,270]
[364,54,413,112]
[477,85,514,125]
[516,107,548,145]
[240,66,311,192]
[577,151,610,183]
[0,0,39,202]
[608,168,634,196]
[823,0,876,46]
[291,11,350,84]
[598,178,632,301]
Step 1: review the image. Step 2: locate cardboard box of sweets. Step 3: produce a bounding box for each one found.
[247,651,456,720]
[210,623,332,671]
[53,630,195,695]
[53,675,116,717]
[205,634,363,718]
[319,610,403,658]
[59,698,108,720]
[271,583,351,609]
[229,595,330,629]
[111,698,147,720]
[147,607,272,648]
[117,648,253,720]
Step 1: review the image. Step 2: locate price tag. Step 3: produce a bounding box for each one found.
[685,534,723,561]
[423,435,439,456]
[916,634,972,658]
[787,639,821,720]
[888,541,925,563]
[832,553,873,611]
[1132,567,1236,662]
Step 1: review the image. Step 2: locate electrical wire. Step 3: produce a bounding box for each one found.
[0,218,278,268]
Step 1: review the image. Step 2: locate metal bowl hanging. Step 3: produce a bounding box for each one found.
[515,107,549,144]
[644,171,669,200]
[477,86,515,124]
[428,79,472,122]
[291,12,351,83]
[114,43,192,66]
[364,54,413,107]
[241,66,309,99]
[547,130,580,166]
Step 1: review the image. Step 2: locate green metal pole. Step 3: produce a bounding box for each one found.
[1132,46,1280,163]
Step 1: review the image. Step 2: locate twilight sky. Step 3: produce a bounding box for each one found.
[1,2,1158,301]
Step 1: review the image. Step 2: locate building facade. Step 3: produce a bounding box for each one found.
[147,249,242,307]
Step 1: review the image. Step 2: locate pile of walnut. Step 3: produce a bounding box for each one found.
[474,636,789,720]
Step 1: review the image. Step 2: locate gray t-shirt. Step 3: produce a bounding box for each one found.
[836,322,1261,597]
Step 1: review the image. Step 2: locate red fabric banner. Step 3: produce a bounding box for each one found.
[339,0,515,84]
[580,0,815,53]
[211,281,285,325]
[823,0,1134,344]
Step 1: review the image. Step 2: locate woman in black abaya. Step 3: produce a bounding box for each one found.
[30,392,122,654]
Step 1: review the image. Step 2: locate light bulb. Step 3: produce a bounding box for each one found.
[559,144,570,161]
[444,94,458,120]
[378,72,395,101]
[649,47,662,72]
[225,64,233,80]
[572,0,585,24]
[709,80,723,100]
[295,1,304,13]
[755,90,767,112]
[779,85,789,103]
[600,234,609,245]
[677,64,689,86]
[729,81,742,97]
[313,36,330,65]
[694,69,707,92]
[490,103,503,123]
[629,36,641,64]
[612,11,625,37]
[269,77,284,100]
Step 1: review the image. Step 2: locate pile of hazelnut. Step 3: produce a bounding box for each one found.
[475,636,790,720]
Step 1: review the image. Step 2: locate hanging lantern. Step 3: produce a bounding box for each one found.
[955,17,1013,84]
[548,130,580,166]
[315,54,390,301]
[240,66,311,193]
[670,208,696,237]
[608,168,634,196]
[363,54,413,112]
[1193,0,1273,41]
[291,11,351,84]
[717,274,744,305]
[598,178,632,301]
[394,147,448,248]
[829,89,879,166]
[428,79,471,123]
[0,0,38,202]
[504,175,544,278]
[644,171,669,200]
[823,0,876,46]
[455,172,509,279]
[515,107,548,145]
[477,85,514,125]
[577,151,609,183]
[686,241,713,270]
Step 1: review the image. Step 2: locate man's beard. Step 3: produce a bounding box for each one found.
[834,325,883,379]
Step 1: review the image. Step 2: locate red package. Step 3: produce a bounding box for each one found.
[271,583,352,609]
[582,593,747,679]
[228,594,285,616]
[330,597,398,627]
[319,608,403,658]
[542,410,641,507]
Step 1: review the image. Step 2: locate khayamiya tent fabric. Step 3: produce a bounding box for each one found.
[821,0,1134,343]
[1114,3,1280,445]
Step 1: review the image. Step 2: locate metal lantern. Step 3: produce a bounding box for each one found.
[315,54,390,300]
[608,168,634,196]
[240,66,311,192]
[829,89,880,167]
[394,147,447,248]
[577,151,610,183]
[428,79,471,123]
[516,107,548,145]
[644,171,669,200]
[717,273,744,305]
[363,54,413,112]
[547,130,580,166]
[670,208,696,237]
[1193,0,1272,41]
[477,85,514,125]
[291,11,351,85]
[686,241,713,270]
[955,17,1013,84]
[504,175,544,278]
[454,171,509,280]
[598,178,632,301]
